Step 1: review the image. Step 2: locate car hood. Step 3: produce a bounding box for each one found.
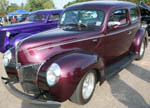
[18,28,100,51]
[0,21,42,31]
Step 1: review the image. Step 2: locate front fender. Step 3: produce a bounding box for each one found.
[37,51,104,102]
[7,33,32,49]
[130,28,148,54]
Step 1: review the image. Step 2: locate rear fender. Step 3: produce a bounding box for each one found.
[37,51,104,102]
[130,28,148,54]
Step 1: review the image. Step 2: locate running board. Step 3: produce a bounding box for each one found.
[104,53,137,80]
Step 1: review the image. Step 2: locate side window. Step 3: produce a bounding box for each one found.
[49,13,60,21]
[130,8,139,22]
[108,9,128,27]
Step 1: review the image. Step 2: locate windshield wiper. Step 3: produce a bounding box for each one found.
[62,23,78,27]
[61,23,87,27]
[61,23,96,30]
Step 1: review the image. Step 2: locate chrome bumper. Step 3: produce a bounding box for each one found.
[1,77,60,105]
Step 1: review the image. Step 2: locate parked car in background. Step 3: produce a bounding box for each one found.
[17,14,29,22]
[1,1,148,105]
[139,1,150,36]
[0,9,63,53]
[0,17,3,26]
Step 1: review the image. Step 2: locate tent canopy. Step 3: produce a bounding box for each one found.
[8,10,30,15]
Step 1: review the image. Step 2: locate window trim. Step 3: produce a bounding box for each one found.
[48,13,60,21]
[108,8,129,28]
[60,9,106,28]
[130,7,140,23]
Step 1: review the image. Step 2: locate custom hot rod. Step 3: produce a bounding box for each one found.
[1,1,149,105]
[0,9,63,53]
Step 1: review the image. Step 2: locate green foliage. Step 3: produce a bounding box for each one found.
[0,0,55,16]
[124,0,139,4]
[8,3,19,13]
[0,0,9,15]
[24,0,55,11]
[124,0,150,5]
[64,0,95,8]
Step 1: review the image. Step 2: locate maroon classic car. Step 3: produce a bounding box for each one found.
[1,1,149,105]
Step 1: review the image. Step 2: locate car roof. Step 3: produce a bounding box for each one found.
[31,9,63,14]
[65,1,137,11]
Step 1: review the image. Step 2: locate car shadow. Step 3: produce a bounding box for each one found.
[108,75,150,108]
[126,63,150,83]
[21,101,61,108]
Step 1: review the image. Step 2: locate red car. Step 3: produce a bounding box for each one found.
[1,1,149,105]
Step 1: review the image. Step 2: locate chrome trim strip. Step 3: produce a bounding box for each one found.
[35,24,140,51]
[15,24,139,61]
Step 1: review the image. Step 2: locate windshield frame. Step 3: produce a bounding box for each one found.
[59,9,105,31]
[26,13,47,22]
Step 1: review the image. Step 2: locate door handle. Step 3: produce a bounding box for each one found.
[92,39,98,42]
[128,31,132,35]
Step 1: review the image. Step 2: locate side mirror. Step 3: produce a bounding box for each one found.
[108,21,120,29]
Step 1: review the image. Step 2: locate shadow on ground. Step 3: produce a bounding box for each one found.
[22,101,61,108]
[108,73,150,108]
[126,63,150,83]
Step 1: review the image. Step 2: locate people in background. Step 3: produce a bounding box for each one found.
[11,16,17,24]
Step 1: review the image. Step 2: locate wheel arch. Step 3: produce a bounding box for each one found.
[37,50,105,102]
[130,28,148,55]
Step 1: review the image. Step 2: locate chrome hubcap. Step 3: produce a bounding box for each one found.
[140,42,144,56]
[82,72,95,100]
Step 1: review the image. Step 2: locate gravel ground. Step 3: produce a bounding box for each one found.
[0,46,150,108]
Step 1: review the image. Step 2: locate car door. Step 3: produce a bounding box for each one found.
[103,9,132,65]
[129,7,141,42]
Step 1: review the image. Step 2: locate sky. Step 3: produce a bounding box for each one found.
[9,0,75,9]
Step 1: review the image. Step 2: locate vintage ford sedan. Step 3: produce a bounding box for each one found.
[1,1,149,105]
[0,9,63,53]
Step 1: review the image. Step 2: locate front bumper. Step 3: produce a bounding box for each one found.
[1,77,60,105]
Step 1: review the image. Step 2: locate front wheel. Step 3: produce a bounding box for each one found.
[136,39,146,60]
[70,70,96,105]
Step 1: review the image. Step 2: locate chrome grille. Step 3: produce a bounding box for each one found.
[18,63,41,94]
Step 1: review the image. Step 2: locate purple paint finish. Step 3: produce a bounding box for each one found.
[0,9,63,53]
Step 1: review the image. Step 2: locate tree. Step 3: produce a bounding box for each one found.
[24,0,55,11]
[20,3,25,10]
[142,0,150,5]
[0,0,9,15]
[124,0,150,5]
[7,3,19,13]
[64,0,95,8]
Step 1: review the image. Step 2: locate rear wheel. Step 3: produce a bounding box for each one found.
[70,70,96,105]
[136,39,145,60]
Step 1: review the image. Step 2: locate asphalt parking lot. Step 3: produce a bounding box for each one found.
[0,46,150,108]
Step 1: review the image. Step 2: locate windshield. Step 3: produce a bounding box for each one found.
[26,14,46,22]
[60,9,105,31]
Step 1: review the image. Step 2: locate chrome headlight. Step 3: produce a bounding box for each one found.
[46,63,61,86]
[3,50,12,66]
[6,31,11,37]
